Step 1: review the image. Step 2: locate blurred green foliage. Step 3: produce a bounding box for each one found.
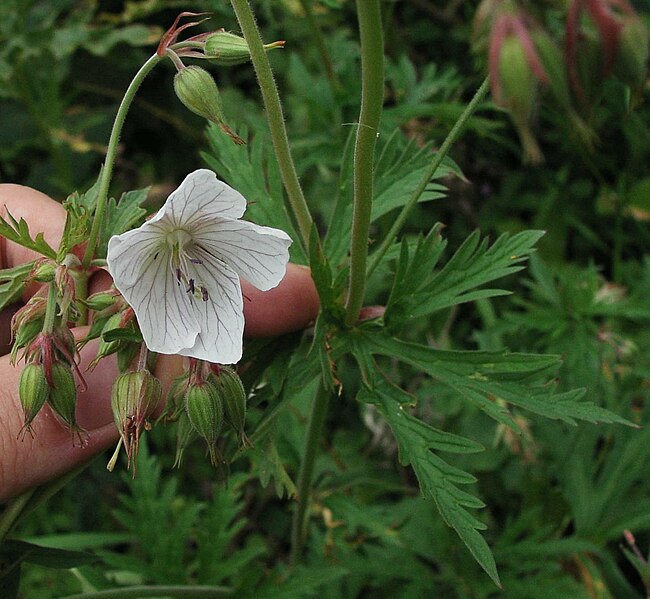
[2,0,650,597]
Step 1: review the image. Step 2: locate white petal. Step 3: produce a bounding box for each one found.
[179,249,244,364]
[108,235,200,355]
[107,224,167,287]
[153,169,247,228]
[192,219,291,291]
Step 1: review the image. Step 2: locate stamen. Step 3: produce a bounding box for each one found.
[176,268,182,285]
[187,279,195,294]
[201,285,209,302]
[189,258,203,265]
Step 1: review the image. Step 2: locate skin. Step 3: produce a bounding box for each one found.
[0,184,319,502]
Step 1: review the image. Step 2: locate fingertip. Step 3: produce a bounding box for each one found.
[242,263,319,337]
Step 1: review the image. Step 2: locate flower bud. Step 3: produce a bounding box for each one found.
[55,260,78,319]
[173,65,244,144]
[212,366,249,447]
[488,12,548,163]
[497,36,537,118]
[111,370,161,468]
[185,381,224,465]
[11,296,46,331]
[205,31,285,66]
[11,318,44,364]
[47,362,84,440]
[112,371,161,429]
[84,289,121,312]
[18,363,49,436]
[30,259,56,283]
[205,31,252,65]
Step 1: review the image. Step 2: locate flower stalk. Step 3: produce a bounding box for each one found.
[82,53,164,270]
[344,0,384,327]
[230,0,313,250]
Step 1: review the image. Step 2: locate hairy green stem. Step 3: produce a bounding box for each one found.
[64,585,232,598]
[230,0,313,249]
[367,76,490,276]
[290,382,331,565]
[82,53,163,269]
[344,0,384,326]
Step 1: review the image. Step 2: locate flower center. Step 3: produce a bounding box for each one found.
[166,229,209,302]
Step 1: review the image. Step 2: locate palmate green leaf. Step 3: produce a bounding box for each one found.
[349,330,631,427]
[0,211,56,259]
[201,124,306,263]
[363,379,485,455]
[357,379,499,586]
[386,229,545,325]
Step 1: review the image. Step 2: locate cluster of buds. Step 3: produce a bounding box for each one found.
[166,359,249,467]
[17,330,86,443]
[157,12,284,145]
[473,0,649,162]
[13,255,88,441]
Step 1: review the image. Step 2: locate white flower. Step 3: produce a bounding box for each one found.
[106,169,291,364]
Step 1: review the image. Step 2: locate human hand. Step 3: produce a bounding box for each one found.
[0,184,319,502]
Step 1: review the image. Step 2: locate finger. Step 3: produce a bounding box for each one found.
[242,264,319,336]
